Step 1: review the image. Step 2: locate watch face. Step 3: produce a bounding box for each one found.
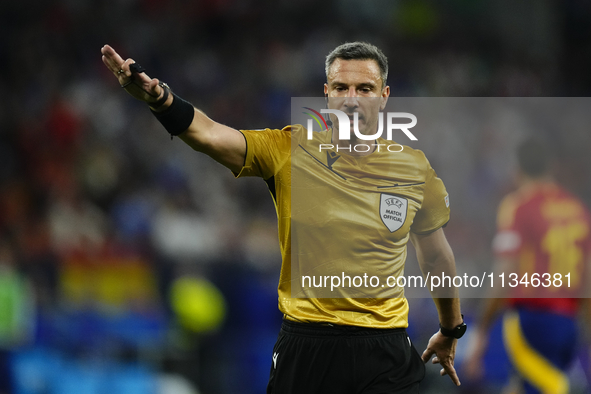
[455,323,467,338]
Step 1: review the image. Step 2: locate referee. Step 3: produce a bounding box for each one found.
[101,41,464,393]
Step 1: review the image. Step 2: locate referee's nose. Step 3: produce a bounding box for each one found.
[343,88,360,109]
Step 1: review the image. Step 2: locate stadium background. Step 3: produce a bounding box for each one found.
[1,0,591,393]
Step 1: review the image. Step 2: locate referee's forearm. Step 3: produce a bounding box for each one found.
[174,106,247,173]
[421,257,463,328]
[432,297,462,329]
[178,108,218,150]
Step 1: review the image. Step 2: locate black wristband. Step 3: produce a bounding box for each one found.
[439,314,467,339]
[151,93,195,138]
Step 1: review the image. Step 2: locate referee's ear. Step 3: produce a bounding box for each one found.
[380,85,390,110]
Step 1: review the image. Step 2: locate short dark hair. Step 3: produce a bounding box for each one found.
[517,138,552,178]
[325,42,388,87]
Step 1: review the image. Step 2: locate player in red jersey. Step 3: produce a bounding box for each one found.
[466,138,591,394]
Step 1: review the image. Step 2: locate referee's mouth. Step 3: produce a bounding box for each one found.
[345,113,365,124]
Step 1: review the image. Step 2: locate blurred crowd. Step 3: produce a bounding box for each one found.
[1,0,591,393]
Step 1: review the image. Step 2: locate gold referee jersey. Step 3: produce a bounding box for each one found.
[236,124,450,329]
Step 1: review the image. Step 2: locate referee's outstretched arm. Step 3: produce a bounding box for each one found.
[411,228,463,386]
[101,45,247,173]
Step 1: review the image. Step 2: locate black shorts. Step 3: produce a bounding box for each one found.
[267,320,425,394]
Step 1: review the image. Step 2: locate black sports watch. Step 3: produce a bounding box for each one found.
[439,315,467,339]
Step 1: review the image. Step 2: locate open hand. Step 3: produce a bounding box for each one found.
[101,44,164,105]
[422,331,460,386]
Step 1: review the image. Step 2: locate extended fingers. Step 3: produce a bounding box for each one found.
[445,367,460,386]
[101,45,138,83]
[440,359,460,386]
[101,45,125,73]
[101,45,125,66]
[120,58,135,77]
[101,45,160,102]
[135,68,155,87]
[101,54,119,74]
[113,58,138,86]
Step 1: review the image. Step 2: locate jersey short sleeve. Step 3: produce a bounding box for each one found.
[492,194,523,257]
[235,126,292,179]
[411,161,450,234]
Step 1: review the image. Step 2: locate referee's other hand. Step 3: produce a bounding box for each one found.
[421,331,461,386]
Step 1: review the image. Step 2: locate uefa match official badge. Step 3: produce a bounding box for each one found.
[380,194,408,232]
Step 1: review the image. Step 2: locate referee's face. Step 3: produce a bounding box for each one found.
[324,58,390,138]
